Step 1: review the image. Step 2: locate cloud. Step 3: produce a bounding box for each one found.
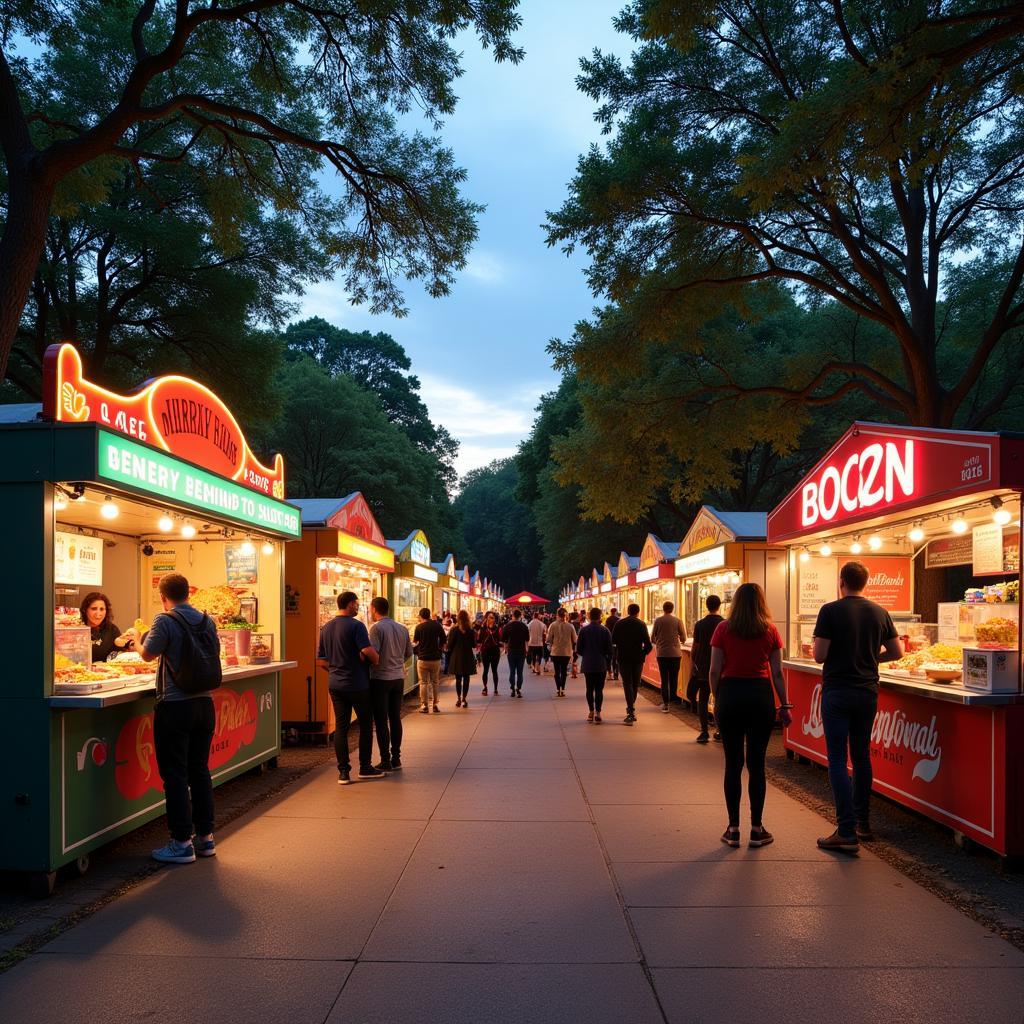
[462,251,507,285]
[417,372,543,438]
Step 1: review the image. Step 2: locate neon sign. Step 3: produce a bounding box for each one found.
[43,343,285,498]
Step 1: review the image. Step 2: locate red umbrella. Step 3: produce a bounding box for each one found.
[504,591,551,606]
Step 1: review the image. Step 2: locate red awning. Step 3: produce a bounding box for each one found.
[504,591,551,606]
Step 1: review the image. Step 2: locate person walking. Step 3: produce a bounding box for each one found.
[446,609,478,707]
[136,572,222,863]
[611,603,652,724]
[709,583,791,849]
[441,614,453,675]
[527,612,546,675]
[547,608,577,697]
[651,601,687,712]
[478,611,502,694]
[502,608,530,697]
[813,561,903,853]
[316,591,384,785]
[568,611,581,678]
[368,597,412,771]
[605,606,621,680]
[687,595,724,743]
[413,606,446,714]
[577,607,613,723]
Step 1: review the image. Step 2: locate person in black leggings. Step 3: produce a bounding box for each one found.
[445,610,478,708]
[708,583,792,848]
[478,612,502,694]
[577,607,612,723]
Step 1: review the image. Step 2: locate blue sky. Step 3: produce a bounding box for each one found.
[297,1,630,479]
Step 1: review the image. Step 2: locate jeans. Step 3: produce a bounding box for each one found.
[822,687,878,835]
[686,675,711,734]
[507,651,526,691]
[154,697,215,842]
[528,646,544,671]
[657,656,681,704]
[370,677,404,762]
[552,655,570,690]
[417,659,442,706]
[584,671,606,712]
[454,673,471,699]
[619,660,642,714]
[330,689,374,771]
[481,649,500,687]
[715,678,775,827]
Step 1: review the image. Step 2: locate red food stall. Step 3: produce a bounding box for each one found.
[768,422,1024,861]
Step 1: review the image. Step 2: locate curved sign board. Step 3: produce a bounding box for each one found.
[43,343,285,499]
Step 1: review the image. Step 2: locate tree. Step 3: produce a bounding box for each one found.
[547,1,1024,428]
[283,316,458,485]
[0,1,523,382]
[260,356,465,553]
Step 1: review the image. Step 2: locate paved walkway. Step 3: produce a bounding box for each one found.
[2,665,1024,1023]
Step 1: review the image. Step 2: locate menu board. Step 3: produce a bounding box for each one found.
[926,535,972,569]
[860,556,912,611]
[55,530,104,586]
[225,544,258,585]
[798,557,838,615]
[972,524,1004,575]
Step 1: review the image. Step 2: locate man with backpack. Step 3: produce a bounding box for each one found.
[136,573,222,865]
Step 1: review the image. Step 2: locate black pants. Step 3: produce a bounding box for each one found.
[584,671,606,712]
[686,675,711,734]
[481,649,500,687]
[455,673,471,699]
[552,655,570,690]
[330,689,374,770]
[619,660,642,714]
[657,656,681,704]
[715,678,775,827]
[528,645,544,670]
[608,650,618,679]
[154,697,215,842]
[370,677,404,762]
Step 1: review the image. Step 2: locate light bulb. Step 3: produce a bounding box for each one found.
[181,523,197,539]
[868,535,882,550]
[240,539,255,556]
[54,493,68,511]
[262,541,274,556]
[951,518,968,535]
[158,515,174,532]
[850,540,863,554]
[100,496,119,520]
[819,543,832,557]
[799,548,810,563]
[908,525,925,543]
[994,508,1012,526]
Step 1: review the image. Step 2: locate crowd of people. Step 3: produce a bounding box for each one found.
[136,560,901,862]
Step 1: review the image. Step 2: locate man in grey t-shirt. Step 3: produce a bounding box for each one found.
[369,596,413,771]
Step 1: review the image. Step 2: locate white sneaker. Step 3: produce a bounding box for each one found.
[661,703,670,713]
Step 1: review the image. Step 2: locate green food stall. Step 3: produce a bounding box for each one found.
[0,343,300,896]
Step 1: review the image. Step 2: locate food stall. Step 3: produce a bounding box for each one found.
[614,552,640,615]
[469,571,485,618]
[283,494,395,738]
[636,534,682,690]
[673,507,788,693]
[388,530,436,693]
[601,562,617,608]
[1,343,299,895]
[768,421,1024,860]
[431,553,460,617]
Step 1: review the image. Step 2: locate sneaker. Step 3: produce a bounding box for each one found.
[152,839,196,864]
[482,687,488,695]
[194,836,216,858]
[516,690,523,698]
[721,827,740,848]
[419,705,429,714]
[391,756,402,770]
[374,760,393,772]
[661,703,670,713]
[463,699,469,708]
[433,705,440,713]
[594,713,602,723]
[338,768,352,785]
[749,826,774,848]
[817,829,860,853]
[587,710,595,722]
[713,732,722,742]
[623,715,634,726]
[358,766,388,780]
[855,823,875,842]
[696,732,710,744]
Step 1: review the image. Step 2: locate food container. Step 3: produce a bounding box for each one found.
[962,648,1020,693]
[923,664,962,683]
[249,633,273,665]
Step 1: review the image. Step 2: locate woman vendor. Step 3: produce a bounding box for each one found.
[79,592,134,662]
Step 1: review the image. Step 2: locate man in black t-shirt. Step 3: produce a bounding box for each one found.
[502,609,531,696]
[813,561,903,852]
[687,595,724,743]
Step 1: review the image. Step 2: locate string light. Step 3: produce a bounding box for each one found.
[819,542,832,557]
[951,517,968,535]
[262,541,274,556]
[181,522,197,539]
[799,548,810,563]
[992,497,1012,526]
[240,538,256,556]
[54,492,68,511]
[908,524,925,543]
[100,495,119,520]
[850,537,862,554]
[868,535,882,550]
[157,515,174,532]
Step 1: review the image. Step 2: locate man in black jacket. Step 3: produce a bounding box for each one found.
[611,604,653,725]
[687,595,724,743]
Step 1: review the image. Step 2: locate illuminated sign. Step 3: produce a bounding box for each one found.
[98,431,300,537]
[518,595,531,604]
[458,581,470,594]
[600,582,612,593]
[45,343,285,498]
[636,567,660,583]
[680,516,724,555]
[410,537,431,566]
[337,531,394,571]
[55,531,103,586]
[615,576,629,590]
[413,563,438,583]
[674,545,727,578]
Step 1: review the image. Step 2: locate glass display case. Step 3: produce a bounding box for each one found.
[249,633,274,664]
[54,626,92,670]
[394,578,430,629]
[644,581,677,625]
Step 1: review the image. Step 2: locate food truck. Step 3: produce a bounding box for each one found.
[1,343,299,895]
[673,507,788,692]
[768,422,1024,860]
[283,494,395,738]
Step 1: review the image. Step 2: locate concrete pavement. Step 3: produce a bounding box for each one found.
[2,663,1023,1023]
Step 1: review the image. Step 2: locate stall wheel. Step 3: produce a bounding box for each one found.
[267,756,279,770]
[30,871,57,900]
[73,854,90,877]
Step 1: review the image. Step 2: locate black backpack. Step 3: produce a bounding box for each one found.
[162,609,223,694]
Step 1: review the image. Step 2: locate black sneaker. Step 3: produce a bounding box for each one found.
[391,756,402,770]
[817,829,859,853]
[374,760,393,772]
[358,766,387,780]
[713,732,722,743]
[623,715,634,726]
[338,768,352,785]
[749,826,774,848]
[696,732,710,744]
[855,823,875,842]
[516,690,523,698]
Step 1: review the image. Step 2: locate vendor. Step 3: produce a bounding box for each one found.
[79,592,133,662]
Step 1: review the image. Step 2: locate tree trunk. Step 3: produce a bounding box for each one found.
[0,170,56,383]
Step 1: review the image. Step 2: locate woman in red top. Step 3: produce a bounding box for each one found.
[709,583,792,849]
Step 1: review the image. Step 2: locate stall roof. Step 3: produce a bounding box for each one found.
[292,493,387,545]
[292,495,359,528]
[706,508,768,541]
